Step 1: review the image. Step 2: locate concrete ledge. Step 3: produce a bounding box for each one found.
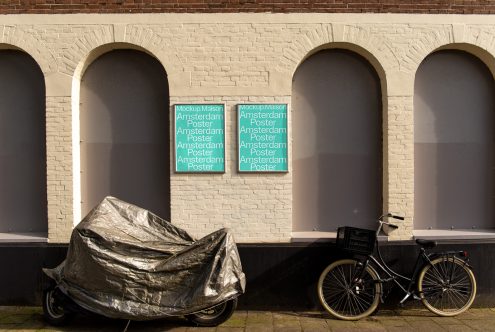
[291,231,337,242]
[414,229,495,240]
[292,229,495,242]
[0,232,48,243]
[291,231,388,243]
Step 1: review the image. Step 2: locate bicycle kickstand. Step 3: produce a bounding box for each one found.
[399,292,421,306]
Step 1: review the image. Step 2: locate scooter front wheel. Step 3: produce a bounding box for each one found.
[42,287,73,326]
[186,298,238,327]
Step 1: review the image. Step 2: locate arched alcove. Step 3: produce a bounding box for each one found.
[0,50,47,234]
[292,49,382,232]
[414,50,495,230]
[80,49,170,219]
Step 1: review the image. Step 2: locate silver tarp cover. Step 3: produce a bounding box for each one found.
[43,196,246,320]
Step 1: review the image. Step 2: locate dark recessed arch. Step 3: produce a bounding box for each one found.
[414,50,495,230]
[292,49,382,232]
[80,49,170,219]
[0,50,47,234]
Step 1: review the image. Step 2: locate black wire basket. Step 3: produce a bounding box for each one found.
[336,227,377,255]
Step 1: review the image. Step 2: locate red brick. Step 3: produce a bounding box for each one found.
[0,0,493,14]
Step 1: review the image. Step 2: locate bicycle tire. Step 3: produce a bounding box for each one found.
[318,259,381,320]
[418,256,476,316]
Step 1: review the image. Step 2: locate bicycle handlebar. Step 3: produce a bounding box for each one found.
[377,213,404,231]
[380,213,404,221]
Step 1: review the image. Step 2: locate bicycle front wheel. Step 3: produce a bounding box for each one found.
[418,256,476,316]
[318,259,381,320]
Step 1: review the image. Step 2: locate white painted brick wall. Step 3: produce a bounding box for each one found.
[0,14,493,242]
[170,96,292,242]
[46,96,73,243]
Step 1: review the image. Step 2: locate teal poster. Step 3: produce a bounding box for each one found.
[175,104,225,172]
[238,104,288,172]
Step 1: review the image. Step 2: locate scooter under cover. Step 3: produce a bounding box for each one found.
[43,196,246,320]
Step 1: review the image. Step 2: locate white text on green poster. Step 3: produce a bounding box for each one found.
[238,104,288,172]
[175,104,225,172]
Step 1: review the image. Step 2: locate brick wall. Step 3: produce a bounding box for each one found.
[1,13,495,242]
[46,96,73,243]
[1,1,495,15]
[170,96,292,242]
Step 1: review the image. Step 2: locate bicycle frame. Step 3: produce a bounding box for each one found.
[319,214,477,320]
[352,215,470,305]
[365,242,426,304]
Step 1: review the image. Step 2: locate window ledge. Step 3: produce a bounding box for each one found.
[291,231,387,243]
[292,229,495,243]
[291,231,337,242]
[413,229,495,240]
[0,232,48,243]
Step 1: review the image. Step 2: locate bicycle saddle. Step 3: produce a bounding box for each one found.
[415,239,437,249]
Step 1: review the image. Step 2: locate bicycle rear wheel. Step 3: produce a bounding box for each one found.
[318,259,381,320]
[418,256,476,316]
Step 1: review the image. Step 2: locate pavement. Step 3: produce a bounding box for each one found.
[1,306,495,331]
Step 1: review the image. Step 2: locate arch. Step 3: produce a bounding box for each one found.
[72,42,164,81]
[63,26,175,78]
[293,42,387,89]
[0,26,57,74]
[279,24,396,89]
[414,49,495,230]
[292,49,383,232]
[77,47,170,222]
[72,42,170,223]
[400,28,453,75]
[434,43,495,79]
[407,40,495,80]
[0,49,47,234]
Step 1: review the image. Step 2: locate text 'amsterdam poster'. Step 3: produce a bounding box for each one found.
[175,104,225,172]
[238,104,288,172]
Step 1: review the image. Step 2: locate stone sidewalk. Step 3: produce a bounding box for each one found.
[1,306,495,331]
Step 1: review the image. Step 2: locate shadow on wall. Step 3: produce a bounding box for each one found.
[0,50,47,234]
[292,49,382,232]
[414,50,495,230]
[80,50,171,220]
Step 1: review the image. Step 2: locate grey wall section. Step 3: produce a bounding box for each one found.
[3,242,495,308]
[0,51,47,233]
[80,50,170,220]
[414,51,495,230]
[237,242,495,309]
[292,49,382,232]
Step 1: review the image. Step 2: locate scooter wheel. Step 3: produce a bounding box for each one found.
[186,298,238,327]
[42,287,72,326]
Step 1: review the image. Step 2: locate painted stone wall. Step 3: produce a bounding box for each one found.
[1,14,494,242]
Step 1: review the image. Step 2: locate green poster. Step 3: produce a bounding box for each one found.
[175,104,225,172]
[238,104,288,172]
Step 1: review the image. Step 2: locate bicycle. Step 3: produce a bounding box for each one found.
[317,213,477,320]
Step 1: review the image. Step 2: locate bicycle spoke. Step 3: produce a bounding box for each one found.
[353,291,372,313]
[325,273,346,289]
[448,288,466,309]
[420,257,475,315]
[450,274,470,288]
[328,290,348,310]
[319,261,379,319]
[337,295,347,313]
[429,264,446,283]
[322,267,350,313]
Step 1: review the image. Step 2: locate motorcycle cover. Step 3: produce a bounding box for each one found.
[43,196,246,320]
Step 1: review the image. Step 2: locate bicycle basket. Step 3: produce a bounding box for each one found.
[336,227,376,255]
